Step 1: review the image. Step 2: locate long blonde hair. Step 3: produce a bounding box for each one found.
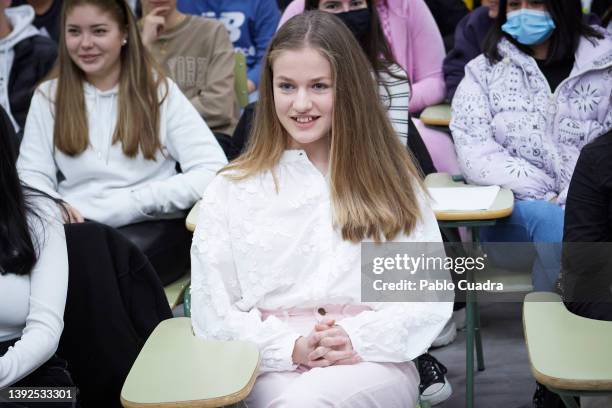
[49,0,165,160]
[224,11,424,243]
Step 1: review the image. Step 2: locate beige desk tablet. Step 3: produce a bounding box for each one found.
[420,104,452,127]
[121,318,260,408]
[424,173,514,221]
[524,292,612,392]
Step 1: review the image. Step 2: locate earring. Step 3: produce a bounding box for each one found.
[122,38,127,46]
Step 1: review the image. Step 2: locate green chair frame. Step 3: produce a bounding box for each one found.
[234,52,249,109]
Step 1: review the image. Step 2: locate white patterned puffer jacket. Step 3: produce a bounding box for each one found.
[450,30,612,205]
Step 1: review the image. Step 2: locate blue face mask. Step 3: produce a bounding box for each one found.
[501,9,556,45]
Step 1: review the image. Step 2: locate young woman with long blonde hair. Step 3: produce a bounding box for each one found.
[17,0,227,283]
[191,11,451,406]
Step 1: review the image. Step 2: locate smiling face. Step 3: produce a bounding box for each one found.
[65,3,125,87]
[272,46,334,152]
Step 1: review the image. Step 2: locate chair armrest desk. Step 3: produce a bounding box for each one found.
[420,104,452,128]
[121,318,260,408]
[523,292,612,408]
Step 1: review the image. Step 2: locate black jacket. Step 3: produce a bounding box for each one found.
[424,0,469,37]
[10,34,57,140]
[424,0,469,50]
[562,130,612,314]
[443,6,493,101]
[58,222,172,408]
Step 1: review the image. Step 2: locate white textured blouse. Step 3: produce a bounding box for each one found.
[191,151,452,372]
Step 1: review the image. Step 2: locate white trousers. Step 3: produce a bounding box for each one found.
[244,306,420,408]
[244,360,419,408]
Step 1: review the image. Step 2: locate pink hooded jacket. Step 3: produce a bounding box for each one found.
[279,0,446,112]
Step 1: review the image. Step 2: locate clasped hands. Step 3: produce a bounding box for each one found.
[292,319,361,368]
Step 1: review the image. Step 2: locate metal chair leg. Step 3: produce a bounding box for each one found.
[465,262,477,408]
[466,294,475,408]
[474,296,485,371]
[419,398,432,408]
[559,394,580,408]
[471,227,485,372]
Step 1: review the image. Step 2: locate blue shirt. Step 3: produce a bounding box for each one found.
[177,0,280,87]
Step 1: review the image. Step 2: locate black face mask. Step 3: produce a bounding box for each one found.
[335,8,371,43]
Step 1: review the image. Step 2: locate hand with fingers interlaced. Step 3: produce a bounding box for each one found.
[292,318,362,368]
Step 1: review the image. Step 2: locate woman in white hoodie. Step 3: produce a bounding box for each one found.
[17,0,227,283]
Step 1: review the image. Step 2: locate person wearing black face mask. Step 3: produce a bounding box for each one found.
[334,7,371,45]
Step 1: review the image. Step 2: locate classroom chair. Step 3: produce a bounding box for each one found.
[120,317,260,408]
[523,292,612,408]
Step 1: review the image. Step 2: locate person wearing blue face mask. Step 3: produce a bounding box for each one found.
[451,4,611,404]
[501,7,556,45]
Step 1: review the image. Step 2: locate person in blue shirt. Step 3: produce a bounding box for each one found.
[177,0,281,94]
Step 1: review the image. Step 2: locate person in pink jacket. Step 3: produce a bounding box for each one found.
[279,0,445,113]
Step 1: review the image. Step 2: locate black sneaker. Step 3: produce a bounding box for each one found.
[417,353,453,406]
[533,382,570,408]
[533,383,545,408]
